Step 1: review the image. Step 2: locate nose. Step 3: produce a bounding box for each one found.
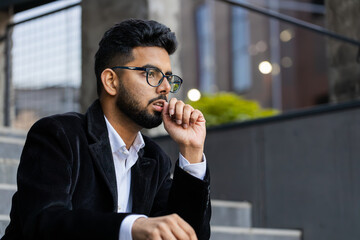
[156,77,171,95]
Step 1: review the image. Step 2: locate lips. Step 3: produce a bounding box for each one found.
[152,100,165,112]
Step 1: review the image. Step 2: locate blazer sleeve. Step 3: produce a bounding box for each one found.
[147,146,211,240]
[10,117,127,240]
[169,163,211,240]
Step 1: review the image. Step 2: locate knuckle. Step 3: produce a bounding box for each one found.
[158,222,167,230]
[185,104,193,110]
[176,100,185,106]
[175,112,182,118]
[170,213,179,221]
[150,228,159,238]
[163,216,172,224]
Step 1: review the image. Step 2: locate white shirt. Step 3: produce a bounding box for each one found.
[104,117,207,240]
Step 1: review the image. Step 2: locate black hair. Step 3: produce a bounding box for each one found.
[94,18,178,96]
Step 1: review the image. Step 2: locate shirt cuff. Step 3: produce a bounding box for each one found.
[179,153,207,180]
[119,214,147,240]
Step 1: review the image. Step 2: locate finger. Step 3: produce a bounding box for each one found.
[157,222,177,240]
[190,109,205,125]
[150,229,162,240]
[162,101,170,119]
[182,105,193,128]
[189,109,200,125]
[170,223,191,240]
[162,214,190,240]
[168,98,178,117]
[174,101,185,125]
[172,214,197,240]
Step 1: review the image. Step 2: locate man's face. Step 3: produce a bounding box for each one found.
[115,46,172,129]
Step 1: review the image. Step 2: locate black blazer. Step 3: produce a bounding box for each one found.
[2,100,211,240]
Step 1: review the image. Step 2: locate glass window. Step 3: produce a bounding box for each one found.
[196,3,215,93]
[231,7,252,92]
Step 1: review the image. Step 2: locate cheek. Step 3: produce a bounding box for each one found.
[121,78,155,107]
[130,87,151,107]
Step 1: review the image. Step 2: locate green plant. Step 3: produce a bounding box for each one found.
[187,92,280,127]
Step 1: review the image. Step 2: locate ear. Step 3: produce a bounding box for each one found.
[101,68,118,96]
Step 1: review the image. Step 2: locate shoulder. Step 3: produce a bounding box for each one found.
[29,112,86,137]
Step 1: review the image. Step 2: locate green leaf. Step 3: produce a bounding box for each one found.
[187,92,280,127]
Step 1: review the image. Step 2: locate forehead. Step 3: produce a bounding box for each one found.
[129,46,172,71]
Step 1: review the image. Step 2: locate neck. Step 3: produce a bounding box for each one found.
[101,99,141,150]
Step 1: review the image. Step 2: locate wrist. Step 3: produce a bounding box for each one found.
[179,145,203,164]
[131,217,147,239]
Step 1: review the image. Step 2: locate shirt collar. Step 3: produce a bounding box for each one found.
[104,116,145,154]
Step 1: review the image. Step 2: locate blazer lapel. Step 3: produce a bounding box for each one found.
[89,141,117,211]
[131,149,157,214]
[86,100,118,212]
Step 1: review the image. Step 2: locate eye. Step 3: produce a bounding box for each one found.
[147,69,156,78]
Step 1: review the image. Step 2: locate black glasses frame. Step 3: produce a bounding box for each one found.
[111,66,183,93]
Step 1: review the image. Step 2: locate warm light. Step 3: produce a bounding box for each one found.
[187,89,201,101]
[258,61,273,74]
[272,63,281,76]
[255,40,267,53]
[280,29,293,42]
[281,57,293,68]
[248,44,258,56]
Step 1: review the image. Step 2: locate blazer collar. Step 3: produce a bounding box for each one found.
[86,100,118,211]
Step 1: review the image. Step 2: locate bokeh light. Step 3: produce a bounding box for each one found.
[187,89,201,101]
[258,61,273,74]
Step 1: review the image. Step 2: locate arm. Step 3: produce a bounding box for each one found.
[132,99,211,240]
[163,98,211,239]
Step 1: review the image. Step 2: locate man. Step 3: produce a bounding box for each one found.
[2,19,210,240]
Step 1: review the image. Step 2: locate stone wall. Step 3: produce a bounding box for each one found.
[326,0,360,102]
[0,11,11,126]
[80,0,149,112]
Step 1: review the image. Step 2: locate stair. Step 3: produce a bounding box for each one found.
[210,200,301,240]
[0,128,25,238]
[211,226,301,240]
[0,215,10,238]
[211,200,252,228]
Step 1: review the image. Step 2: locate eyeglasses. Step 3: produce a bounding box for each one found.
[111,66,183,93]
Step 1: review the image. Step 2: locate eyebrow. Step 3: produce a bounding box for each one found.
[142,64,173,75]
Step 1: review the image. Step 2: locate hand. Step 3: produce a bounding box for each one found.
[132,214,197,240]
[162,98,206,163]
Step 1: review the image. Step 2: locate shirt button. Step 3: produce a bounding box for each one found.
[118,206,121,211]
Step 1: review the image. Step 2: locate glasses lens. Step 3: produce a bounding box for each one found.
[147,68,163,86]
[146,68,182,93]
[169,76,182,93]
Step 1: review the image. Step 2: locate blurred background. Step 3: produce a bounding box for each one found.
[0,0,359,130]
[0,0,360,239]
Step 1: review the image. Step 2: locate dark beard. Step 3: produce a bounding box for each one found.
[115,84,166,129]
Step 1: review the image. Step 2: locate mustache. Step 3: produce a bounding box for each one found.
[148,95,168,105]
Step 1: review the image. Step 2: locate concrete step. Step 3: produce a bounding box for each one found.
[0,127,27,139]
[0,127,26,160]
[211,200,251,228]
[0,158,19,185]
[0,215,10,238]
[211,226,301,240]
[0,136,24,160]
[0,185,16,216]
